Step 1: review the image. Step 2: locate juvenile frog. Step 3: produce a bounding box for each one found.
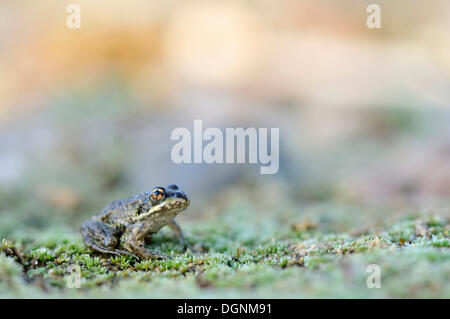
[81,184,190,260]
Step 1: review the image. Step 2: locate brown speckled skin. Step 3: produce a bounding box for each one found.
[81,184,189,260]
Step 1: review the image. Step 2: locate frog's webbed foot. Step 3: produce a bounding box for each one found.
[81,220,139,258]
[179,238,195,252]
[123,239,168,260]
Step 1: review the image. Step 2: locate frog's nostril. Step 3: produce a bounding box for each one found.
[176,192,188,201]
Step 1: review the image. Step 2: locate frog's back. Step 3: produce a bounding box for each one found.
[96,192,150,223]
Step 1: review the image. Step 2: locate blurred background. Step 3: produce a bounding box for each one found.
[1,0,450,239]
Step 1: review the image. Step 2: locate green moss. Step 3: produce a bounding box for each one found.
[28,248,56,263]
[0,254,23,279]
[0,210,449,298]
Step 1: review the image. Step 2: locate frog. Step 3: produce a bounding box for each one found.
[80,184,190,260]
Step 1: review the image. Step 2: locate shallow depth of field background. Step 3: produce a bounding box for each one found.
[0,0,449,298]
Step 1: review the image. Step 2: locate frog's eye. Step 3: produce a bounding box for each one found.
[167,184,179,191]
[150,188,165,202]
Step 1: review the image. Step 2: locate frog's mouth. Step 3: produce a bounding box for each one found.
[144,197,190,217]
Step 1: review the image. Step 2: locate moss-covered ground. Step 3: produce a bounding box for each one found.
[1,189,449,298]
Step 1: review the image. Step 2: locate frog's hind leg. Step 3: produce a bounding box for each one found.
[81,220,138,259]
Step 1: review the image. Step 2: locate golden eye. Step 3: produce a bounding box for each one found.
[150,188,165,201]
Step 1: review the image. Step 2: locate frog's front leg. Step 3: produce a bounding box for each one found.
[123,224,167,260]
[167,220,188,248]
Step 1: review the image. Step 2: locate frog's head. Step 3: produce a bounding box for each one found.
[144,184,190,219]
